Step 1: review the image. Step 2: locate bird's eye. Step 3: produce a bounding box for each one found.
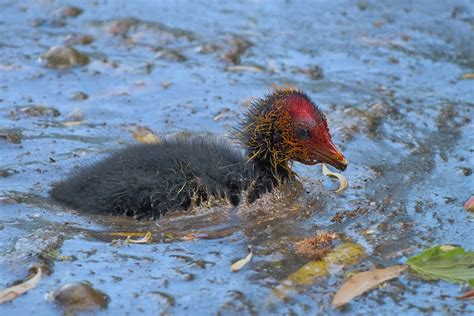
[297,128,310,139]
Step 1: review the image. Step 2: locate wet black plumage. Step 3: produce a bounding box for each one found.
[51,87,348,219]
[51,137,275,219]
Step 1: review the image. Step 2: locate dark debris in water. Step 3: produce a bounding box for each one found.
[0,129,23,144]
[294,232,338,260]
[7,105,61,119]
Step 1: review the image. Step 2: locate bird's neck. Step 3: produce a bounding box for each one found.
[249,155,292,182]
[240,109,295,181]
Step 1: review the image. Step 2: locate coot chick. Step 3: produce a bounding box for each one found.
[51,87,348,219]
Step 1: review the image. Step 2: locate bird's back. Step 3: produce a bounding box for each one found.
[50,137,250,219]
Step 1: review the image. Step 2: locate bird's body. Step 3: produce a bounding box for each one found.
[51,137,275,219]
[51,87,348,219]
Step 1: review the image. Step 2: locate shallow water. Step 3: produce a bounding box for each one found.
[0,0,473,315]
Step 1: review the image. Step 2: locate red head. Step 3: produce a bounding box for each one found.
[240,87,348,176]
[282,92,348,171]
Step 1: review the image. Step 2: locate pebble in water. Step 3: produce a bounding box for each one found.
[42,46,89,69]
[47,282,109,312]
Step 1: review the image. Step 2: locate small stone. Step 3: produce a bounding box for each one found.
[388,57,399,64]
[72,91,89,100]
[42,46,89,69]
[17,105,60,117]
[0,169,17,177]
[155,48,187,62]
[78,35,94,45]
[7,132,22,144]
[47,282,109,312]
[0,196,17,204]
[60,6,83,18]
[131,126,162,144]
[66,108,84,122]
[357,1,368,10]
[306,65,324,80]
[161,80,172,89]
[66,34,94,46]
[459,167,472,176]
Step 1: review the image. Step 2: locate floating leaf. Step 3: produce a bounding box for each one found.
[407,245,474,285]
[322,164,348,193]
[332,265,407,308]
[273,242,364,298]
[459,73,474,80]
[0,266,42,304]
[457,289,474,300]
[464,196,474,212]
[231,246,253,272]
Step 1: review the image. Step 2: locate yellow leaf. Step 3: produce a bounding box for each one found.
[273,242,364,299]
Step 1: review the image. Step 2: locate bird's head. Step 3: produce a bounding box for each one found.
[240,87,348,177]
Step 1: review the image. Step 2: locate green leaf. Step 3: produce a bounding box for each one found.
[407,245,474,286]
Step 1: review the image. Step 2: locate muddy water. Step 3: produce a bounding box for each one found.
[0,0,473,315]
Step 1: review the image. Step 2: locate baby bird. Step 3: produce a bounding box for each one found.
[50,87,348,219]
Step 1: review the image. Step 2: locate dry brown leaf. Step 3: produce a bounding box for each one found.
[457,289,474,300]
[464,196,474,211]
[460,73,474,80]
[0,266,42,304]
[322,164,348,193]
[126,231,152,244]
[231,246,253,272]
[332,265,406,308]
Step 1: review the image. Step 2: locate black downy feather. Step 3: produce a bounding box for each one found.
[50,137,276,219]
